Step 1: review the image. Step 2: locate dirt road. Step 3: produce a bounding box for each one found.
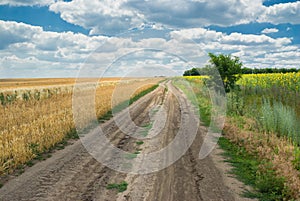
[0,81,245,201]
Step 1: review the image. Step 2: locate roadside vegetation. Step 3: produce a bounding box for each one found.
[106,181,128,192]
[182,53,300,200]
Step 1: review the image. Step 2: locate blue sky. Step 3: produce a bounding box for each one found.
[0,0,300,78]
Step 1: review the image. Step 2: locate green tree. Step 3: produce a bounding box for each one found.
[207,53,242,93]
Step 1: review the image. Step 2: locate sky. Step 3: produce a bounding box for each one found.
[0,0,300,78]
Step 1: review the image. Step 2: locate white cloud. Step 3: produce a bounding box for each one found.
[169,27,299,69]
[0,0,54,6]
[261,28,279,34]
[128,0,264,27]
[0,20,43,49]
[171,28,291,46]
[2,0,300,33]
[170,28,223,42]
[49,0,144,35]
[48,0,268,35]
[259,2,300,24]
[0,20,111,77]
[0,20,300,78]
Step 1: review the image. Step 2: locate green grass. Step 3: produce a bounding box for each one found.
[260,99,300,144]
[172,78,212,126]
[197,98,212,126]
[218,137,289,201]
[130,85,159,104]
[106,181,128,192]
[124,153,138,159]
[140,122,153,137]
[25,160,34,167]
[180,77,296,200]
[135,141,144,145]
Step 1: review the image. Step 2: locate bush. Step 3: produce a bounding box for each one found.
[260,99,300,144]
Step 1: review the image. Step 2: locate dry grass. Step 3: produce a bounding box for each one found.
[224,117,300,199]
[0,78,163,175]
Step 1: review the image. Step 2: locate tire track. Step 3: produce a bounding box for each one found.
[0,85,166,201]
[0,81,237,201]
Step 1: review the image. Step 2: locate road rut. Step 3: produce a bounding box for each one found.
[0,81,238,201]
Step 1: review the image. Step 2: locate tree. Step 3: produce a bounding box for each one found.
[207,53,242,93]
[183,67,211,76]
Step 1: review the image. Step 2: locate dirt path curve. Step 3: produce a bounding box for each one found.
[0,80,244,201]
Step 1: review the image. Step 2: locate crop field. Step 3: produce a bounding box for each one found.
[0,78,163,175]
[184,73,300,199]
[2,73,300,200]
[0,78,123,89]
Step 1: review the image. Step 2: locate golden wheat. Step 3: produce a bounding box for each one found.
[0,78,162,174]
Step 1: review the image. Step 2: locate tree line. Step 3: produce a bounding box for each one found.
[183,66,300,76]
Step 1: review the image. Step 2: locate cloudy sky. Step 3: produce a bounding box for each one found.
[0,0,300,78]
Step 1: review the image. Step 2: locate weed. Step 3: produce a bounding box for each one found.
[26,161,34,167]
[260,99,300,144]
[99,111,113,122]
[35,154,44,161]
[57,145,65,150]
[106,181,128,192]
[125,153,138,159]
[28,143,40,155]
[140,122,153,137]
[65,128,79,140]
[136,141,144,145]
[292,147,300,170]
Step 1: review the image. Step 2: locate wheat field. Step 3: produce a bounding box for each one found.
[0,78,162,175]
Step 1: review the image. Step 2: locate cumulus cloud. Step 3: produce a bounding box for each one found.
[0,20,110,77]
[49,0,145,35]
[259,2,300,24]
[2,0,300,33]
[261,28,279,34]
[0,0,54,6]
[0,20,42,49]
[170,27,298,69]
[49,0,300,35]
[171,28,291,46]
[127,0,264,27]
[0,19,300,78]
[48,0,268,35]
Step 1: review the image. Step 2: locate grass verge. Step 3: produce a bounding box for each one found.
[180,77,298,200]
[218,137,289,201]
[98,84,159,122]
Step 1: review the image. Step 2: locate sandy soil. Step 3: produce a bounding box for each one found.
[0,81,254,201]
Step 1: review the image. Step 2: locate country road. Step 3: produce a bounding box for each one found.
[0,81,250,201]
